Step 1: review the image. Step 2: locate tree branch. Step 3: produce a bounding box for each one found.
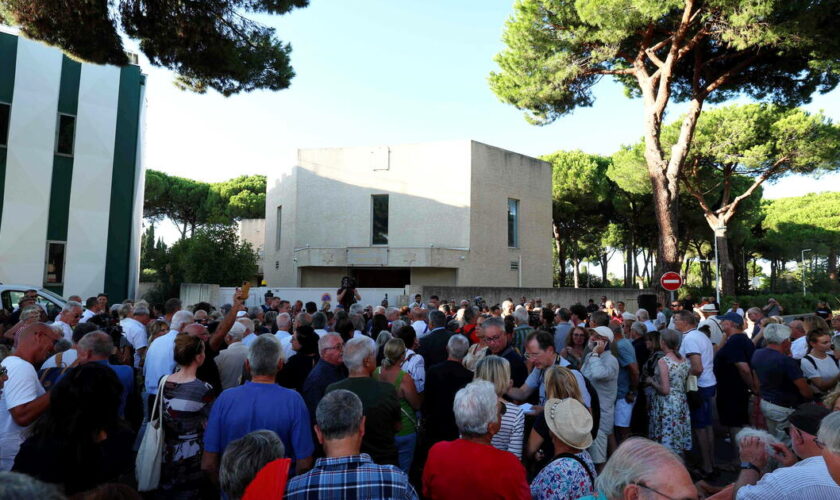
[702,55,758,97]
[724,159,787,218]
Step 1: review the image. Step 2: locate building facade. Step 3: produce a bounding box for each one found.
[263,140,552,288]
[0,31,145,302]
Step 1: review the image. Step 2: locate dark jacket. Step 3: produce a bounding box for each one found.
[422,360,473,445]
[418,327,454,369]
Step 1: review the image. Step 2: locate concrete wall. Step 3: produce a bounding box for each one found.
[238,218,265,274]
[463,142,552,287]
[263,140,552,288]
[418,286,656,311]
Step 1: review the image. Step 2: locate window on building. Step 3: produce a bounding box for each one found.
[55,113,75,156]
[275,206,282,250]
[0,103,10,147]
[507,198,519,248]
[371,194,389,245]
[44,241,66,285]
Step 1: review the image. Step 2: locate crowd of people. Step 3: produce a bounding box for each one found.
[1,287,840,499]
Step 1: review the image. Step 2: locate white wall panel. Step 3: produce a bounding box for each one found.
[62,64,120,298]
[0,39,62,285]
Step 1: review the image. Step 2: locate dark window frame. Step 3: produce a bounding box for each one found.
[0,101,10,148]
[507,198,519,248]
[44,240,67,286]
[371,194,389,246]
[55,113,76,156]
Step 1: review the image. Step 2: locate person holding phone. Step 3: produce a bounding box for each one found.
[337,277,361,311]
[580,326,619,471]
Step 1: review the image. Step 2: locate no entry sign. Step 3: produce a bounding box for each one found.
[660,272,683,292]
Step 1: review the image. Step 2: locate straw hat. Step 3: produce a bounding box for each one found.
[544,398,593,450]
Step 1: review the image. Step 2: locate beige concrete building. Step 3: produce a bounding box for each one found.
[237,218,266,278]
[263,140,552,288]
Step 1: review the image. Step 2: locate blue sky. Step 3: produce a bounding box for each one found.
[141,0,840,242]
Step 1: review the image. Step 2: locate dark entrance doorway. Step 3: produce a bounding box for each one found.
[351,268,410,288]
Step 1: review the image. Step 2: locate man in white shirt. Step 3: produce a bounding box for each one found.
[121,304,151,368]
[409,294,426,310]
[410,308,429,339]
[51,300,83,342]
[79,296,101,323]
[788,320,808,360]
[0,323,60,470]
[394,326,425,393]
[735,403,840,499]
[727,301,745,317]
[274,312,295,361]
[143,310,194,403]
[215,322,249,390]
[239,317,258,347]
[635,308,656,333]
[674,309,717,477]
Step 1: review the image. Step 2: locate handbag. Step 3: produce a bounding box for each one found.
[686,374,702,411]
[136,375,168,491]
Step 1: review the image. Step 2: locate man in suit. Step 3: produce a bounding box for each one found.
[417,310,452,368]
[421,334,473,446]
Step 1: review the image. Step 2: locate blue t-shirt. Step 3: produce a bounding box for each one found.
[615,338,637,399]
[204,381,314,461]
[751,348,806,408]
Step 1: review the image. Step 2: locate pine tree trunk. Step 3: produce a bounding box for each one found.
[572,247,580,289]
[714,228,736,296]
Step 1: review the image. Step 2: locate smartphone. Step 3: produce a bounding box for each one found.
[241,281,251,300]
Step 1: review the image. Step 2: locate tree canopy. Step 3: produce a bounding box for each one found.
[143,169,266,239]
[1,0,309,95]
[490,0,840,294]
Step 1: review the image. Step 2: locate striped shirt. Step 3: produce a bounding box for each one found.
[491,401,525,459]
[736,456,840,499]
[285,453,417,500]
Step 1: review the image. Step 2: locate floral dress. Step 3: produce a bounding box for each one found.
[160,378,214,499]
[649,355,692,453]
[530,450,597,500]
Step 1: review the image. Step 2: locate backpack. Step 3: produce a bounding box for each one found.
[803,353,839,370]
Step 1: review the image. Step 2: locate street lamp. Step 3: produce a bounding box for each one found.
[801,249,812,296]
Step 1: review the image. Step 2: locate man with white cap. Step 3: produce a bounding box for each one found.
[580,326,619,469]
[214,322,249,390]
[531,398,597,500]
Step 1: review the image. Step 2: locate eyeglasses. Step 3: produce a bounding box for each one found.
[635,482,698,500]
[524,350,543,360]
[323,343,344,352]
[485,334,504,343]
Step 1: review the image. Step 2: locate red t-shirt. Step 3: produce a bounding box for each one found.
[422,439,530,500]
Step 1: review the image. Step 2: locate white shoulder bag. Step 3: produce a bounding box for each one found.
[136,375,168,491]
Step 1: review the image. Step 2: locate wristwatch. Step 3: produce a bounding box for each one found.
[740,462,761,474]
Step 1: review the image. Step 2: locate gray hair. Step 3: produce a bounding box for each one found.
[237,317,254,333]
[763,323,791,345]
[350,314,365,332]
[343,336,376,371]
[21,305,41,322]
[220,430,285,500]
[276,312,292,332]
[595,438,683,499]
[630,321,648,337]
[390,320,406,334]
[62,300,82,313]
[318,333,342,355]
[118,303,133,319]
[316,389,364,440]
[171,310,194,332]
[429,309,447,328]
[376,330,393,349]
[660,329,682,352]
[453,380,498,437]
[247,306,262,319]
[312,312,327,329]
[0,471,64,500]
[817,411,840,454]
[227,321,246,341]
[512,307,529,324]
[248,335,283,376]
[348,303,364,316]
[447,333,470,360]
[673,309,697,327]
[78,331,115,358]
[53,338,72,353]
[635,309,650,322]
[133,304,150,316]
[295,312,312,328]
[480,316,505,332]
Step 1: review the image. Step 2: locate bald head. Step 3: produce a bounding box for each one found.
[17,323,60,364]
[789,320,806,339]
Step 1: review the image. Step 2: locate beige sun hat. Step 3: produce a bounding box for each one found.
[544,398,593,450]
[591,326,614,342]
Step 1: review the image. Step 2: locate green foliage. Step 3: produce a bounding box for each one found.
[170,225,258,286]
[1,0,309,96]
[758,192,840,261]
[143,169,266,239]
[490,1,840,125]
[718,293,840,316]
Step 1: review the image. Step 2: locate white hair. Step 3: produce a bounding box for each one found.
[453,380,498,436]
[343,336,376,372]
[318,333,342,355]
[248,335,283,376]
[170,310,194,332]
[447,334,469,360]
[596,438,683,499]
[237,317,254,333]
[390,320,406,334]
[62,300,82,313]
[818,411,840,454]
[512,306,529,324]
[276,312,291,331]
[763,323,791,345]
[227,322,246,341]
[635,309,650,322]
[348,303,364,316]
[736,427,783,469]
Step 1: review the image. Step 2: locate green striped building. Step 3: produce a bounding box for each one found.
[0,30,145,302]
